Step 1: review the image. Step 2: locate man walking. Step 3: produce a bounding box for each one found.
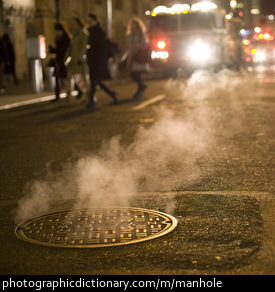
[0,25,8,94]
[86,13,117,109]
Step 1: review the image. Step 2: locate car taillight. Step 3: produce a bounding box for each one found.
[157,40,166,49]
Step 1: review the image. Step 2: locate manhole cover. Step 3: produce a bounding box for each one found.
[15,208,178,248]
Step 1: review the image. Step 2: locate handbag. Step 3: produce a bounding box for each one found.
[132,45,151,64]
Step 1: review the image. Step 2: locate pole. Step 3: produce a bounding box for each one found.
[106,0,112,38]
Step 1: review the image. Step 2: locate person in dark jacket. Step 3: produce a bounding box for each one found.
[86,13,117,109]
[49,23,70,101]
[3,34,18,86]
[0,25,8,93]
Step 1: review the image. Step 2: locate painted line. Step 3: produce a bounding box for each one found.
[132,94,165,110]
[0,95,55,110]
[0,92,70,111]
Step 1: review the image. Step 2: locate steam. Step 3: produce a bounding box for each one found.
[15,69,251,223]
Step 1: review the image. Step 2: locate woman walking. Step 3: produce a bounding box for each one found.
[125,17,150,99]
[66,18,88,99]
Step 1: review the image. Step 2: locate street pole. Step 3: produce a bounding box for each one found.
[106,0,112,38]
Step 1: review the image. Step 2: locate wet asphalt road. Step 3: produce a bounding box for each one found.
[0,67,274,275]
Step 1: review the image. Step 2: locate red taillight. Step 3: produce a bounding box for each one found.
[157,40,166,49]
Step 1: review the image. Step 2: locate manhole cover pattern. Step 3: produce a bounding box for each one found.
[15,208,178,248]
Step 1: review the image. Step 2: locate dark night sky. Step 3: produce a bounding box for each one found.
[261,0,275,15]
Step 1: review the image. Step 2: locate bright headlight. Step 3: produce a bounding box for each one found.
[189,39,211,62]
[255,51,266,62]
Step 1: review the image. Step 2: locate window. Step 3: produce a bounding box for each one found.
[150,15,178,33]
[180,12,214,31]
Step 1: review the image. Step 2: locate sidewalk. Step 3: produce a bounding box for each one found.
[0,81,56,111]
[0,76,132,111]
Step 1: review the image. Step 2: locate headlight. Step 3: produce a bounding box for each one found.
[255,51,266,62]
[189,39,211,62]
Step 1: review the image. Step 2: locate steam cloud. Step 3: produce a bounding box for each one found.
[15,69,250,223]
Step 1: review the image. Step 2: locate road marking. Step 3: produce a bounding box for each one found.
[132,94,165,110]
[0,92,70,111]
[0,95,55,110]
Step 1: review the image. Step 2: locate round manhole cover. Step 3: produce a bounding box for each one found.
[15,208,178,248]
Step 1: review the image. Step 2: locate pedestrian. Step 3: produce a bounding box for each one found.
[49,23,70,101]
[66,18,88,100]
[125,17,150,99]
[3,33,18,86]
[86,13,117,109]
[0,25,8,94]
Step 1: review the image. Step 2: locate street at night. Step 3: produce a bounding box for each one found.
[0,66,274,276]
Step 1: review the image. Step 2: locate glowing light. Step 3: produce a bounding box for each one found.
[230,1,237,9]
[152,4,190,15]
[170,4,190,13]
[254,27,261,33]
[240,29,246,35]
[267,15,275,21]
[191,2,217,11]
[226,13,232,20]
[251,8,260,15]
[153,6,168,14]
[189,39,211,62]
[255,52,266,62]
[243,39,251,45]
[151,51,169,60]
[157,41,166,49]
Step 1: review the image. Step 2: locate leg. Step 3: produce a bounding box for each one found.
[55,75,61,100]
[130,71,147,98]
[87,76,97,109]
[98,81,117,103]
[0,63,5,93]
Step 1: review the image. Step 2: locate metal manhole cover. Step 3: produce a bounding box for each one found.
[15,208,178,248]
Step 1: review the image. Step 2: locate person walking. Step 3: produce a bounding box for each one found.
[66,18,88,100]
[0,25,8,94]
[49,23,70,101]
[125,17,150,99]
[86,13,117,109]
[3,34,18,86]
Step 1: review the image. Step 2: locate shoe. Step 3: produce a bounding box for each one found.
[86,97,97,109]
[77,91,83,99]
[51,97,60,103]
[133,84,147,99]
[111,91,118,104]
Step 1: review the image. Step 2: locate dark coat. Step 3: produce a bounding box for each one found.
[54,33,70,78]
[0,38,8,64]
[87,23,110,81]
